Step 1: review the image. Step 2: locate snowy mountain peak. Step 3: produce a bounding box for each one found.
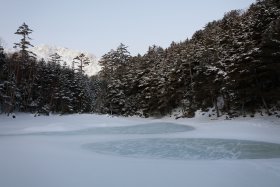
[30,45,101,76]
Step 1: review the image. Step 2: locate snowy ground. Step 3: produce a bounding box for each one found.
[0,113,280,187]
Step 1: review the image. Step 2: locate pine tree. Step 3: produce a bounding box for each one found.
[73,53,90,74]
[0,45,6,113]
[0,45,4,68]
[98,43,131,115]
[49,53,62,66]
[13,23,36,63]
[13,23,37,111]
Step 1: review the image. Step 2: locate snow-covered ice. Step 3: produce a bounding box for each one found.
[2,122,194,136]
[85,138,280,160]
[0,113,280,187]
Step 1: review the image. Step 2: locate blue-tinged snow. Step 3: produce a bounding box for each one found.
[0,113,280,187]
[1,122,194,136]
[85,138,280,160]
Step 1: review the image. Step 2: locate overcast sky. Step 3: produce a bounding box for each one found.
[0,0,256,57]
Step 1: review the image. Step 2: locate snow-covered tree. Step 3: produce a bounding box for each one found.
[13,23,36,62]
[73,53,90,74]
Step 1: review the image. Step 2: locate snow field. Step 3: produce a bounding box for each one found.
[0,113,280,187]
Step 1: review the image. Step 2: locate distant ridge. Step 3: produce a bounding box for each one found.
[30,45,101,76]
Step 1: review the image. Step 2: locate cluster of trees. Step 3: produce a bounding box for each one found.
[1,0,279,118]
[97,0,280,117]
[0,23,96,115]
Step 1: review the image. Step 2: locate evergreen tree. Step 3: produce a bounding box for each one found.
[0,45,6,112]
[98,43,131,115]
[13,22,36,65]
[73,53,90,74]
[49,53,63,66]
[13,23,37,111]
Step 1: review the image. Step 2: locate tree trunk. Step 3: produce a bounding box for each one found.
[261,95,270,115]
[213,97,220,117]
[241,101,245,116]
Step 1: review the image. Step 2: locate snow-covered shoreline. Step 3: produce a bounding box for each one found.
[1,113,279,140]
[0,113,280,187]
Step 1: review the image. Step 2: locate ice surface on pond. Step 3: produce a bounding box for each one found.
[85,138,280,160]
[14,123,194,136]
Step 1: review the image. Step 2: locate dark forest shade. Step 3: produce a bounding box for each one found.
[97,0,280,117]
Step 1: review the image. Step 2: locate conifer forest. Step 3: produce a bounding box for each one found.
[0,0,280,118]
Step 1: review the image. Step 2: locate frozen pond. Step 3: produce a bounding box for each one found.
[1,114,280,187]
[3,121,280,160]
[85,138,280,160]
[9,122,194,136]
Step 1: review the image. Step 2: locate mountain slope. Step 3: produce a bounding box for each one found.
[30,45,101,76]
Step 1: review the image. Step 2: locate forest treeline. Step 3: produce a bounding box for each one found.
[1,0,280,118]
[0,23,96,115]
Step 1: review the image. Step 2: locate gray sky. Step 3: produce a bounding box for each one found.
[0,0,256,57]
